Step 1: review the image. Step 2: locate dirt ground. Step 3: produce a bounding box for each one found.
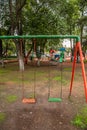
[0,61,87,130]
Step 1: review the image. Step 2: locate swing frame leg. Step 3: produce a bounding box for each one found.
[69,42,87,102]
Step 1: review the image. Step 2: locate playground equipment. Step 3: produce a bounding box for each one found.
[59,47,66,63]
[48,48,65,102]
[22,66,36,104]
[49,47,65,64]
[48,63,63,102]
[0,35,87,102]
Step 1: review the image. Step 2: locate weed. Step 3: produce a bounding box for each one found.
[72,106,87,129]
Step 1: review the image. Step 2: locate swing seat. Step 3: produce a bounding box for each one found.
[48,97,62,102]
[22,98,36,104]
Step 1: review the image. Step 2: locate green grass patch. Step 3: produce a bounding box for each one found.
[43,77,48,81]
[53,76,61,81]
[71,106,87,129]
[0,113,6,123]
[6,95,18,103]
[0,69,10,75]
[36,71,46,76]
[26,93,35,98]
[9,76,20,83]
[64,67,72,71]
[53,76,68,85]
[84,59,87,63]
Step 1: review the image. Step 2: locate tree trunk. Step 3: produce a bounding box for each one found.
[9,0,26,71]
[18,54,24,71]
[17,40,24,71]
[25,44,33,64]
[9,0,15,34]
[37,59,40,67]
[0,39,3,57]
[80,24,83,44]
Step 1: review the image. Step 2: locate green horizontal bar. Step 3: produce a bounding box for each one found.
[0,35,80,42]
[48,97,62,102]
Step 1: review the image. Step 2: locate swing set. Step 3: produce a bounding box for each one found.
[48,48,65,102]
[22,68,36,104]
[0,35,87,103]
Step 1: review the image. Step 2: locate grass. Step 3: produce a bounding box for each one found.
[0,113,6,123]
[84,59,87,63]
[53,76,68,85]
[6,95,18,103]
[72,106,87,129]
[0,67,47,84]
[0,67,18,82]
[26,93,35,98]
[53,76,61,81]
[36,71,45,76]
[63,67,72,71]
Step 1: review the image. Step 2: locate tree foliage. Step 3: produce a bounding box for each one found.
[0,0,87,55]
[0,0,87,36]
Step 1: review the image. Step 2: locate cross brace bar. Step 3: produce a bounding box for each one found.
[0,35,80,42]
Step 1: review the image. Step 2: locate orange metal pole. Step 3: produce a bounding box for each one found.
[78,42,87,102]
[69,44,77,96]
[69,41,87,102]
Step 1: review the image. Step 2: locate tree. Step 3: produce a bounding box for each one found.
[8,0,26,71]
[23,0,60,65]
[77,0,87,43]
[0,0,27,70]
[1,0,87,66]
[0,39,3,57]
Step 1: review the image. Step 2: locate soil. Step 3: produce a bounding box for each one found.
[0,61,87,130]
